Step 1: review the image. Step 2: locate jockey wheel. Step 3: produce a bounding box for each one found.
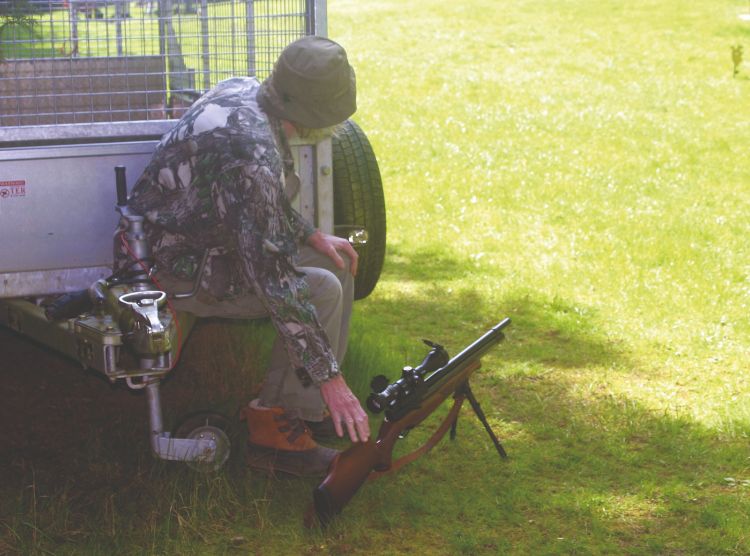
[173,411,233,472]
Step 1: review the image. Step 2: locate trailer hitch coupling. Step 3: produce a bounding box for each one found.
[117,290,172,357]
[119,290,167,333]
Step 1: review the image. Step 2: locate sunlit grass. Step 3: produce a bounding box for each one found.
[343,0,750,423]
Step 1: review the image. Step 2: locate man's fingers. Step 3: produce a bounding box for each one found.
[355,416,369,442]
[329,246,346,270]
[344,418,359,443]
[340,242,359,276]
[333,414,344,438]
[335,407,368,443]
[339,242,359,276]
[330,237,358,276]
[345,406,369,443]
[319,374,370,442]
[312,232,359,276]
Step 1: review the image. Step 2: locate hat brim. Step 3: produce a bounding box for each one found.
[259,68,356,129]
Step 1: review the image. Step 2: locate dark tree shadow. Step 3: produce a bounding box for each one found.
[382,244,479,283]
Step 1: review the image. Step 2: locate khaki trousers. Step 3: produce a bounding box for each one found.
[170,247,354,421]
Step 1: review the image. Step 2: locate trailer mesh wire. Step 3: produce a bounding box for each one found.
[0,0,312,126]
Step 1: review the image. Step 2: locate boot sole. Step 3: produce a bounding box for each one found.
[246,443,338,477]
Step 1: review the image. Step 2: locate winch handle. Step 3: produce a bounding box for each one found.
[115,166,128,207]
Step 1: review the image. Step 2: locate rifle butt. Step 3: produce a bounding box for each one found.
[312,438,388,527]
[312,482,340,528]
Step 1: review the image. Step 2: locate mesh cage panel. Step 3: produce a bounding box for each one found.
[0,0,313,126]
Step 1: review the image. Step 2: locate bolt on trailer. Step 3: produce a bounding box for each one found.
[0,0,385,470]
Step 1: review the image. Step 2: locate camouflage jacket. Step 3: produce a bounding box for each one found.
[115,77,339,386]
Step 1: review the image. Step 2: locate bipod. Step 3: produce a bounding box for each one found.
[450,380,507,459]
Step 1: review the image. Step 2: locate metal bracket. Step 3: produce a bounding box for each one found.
[119,290,167,333]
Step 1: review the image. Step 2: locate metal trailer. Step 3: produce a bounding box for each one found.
[0,0,385,470]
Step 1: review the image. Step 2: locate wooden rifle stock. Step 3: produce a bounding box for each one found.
[310,318,511,527]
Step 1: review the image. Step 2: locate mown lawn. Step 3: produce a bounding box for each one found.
[336,0,750,552]
[2,0,750,554]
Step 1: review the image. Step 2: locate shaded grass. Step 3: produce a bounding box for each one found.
[2,301,750,554]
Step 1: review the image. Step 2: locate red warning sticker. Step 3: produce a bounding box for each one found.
[0,180,26,198]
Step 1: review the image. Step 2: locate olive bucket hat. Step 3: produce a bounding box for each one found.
[258,36,356,129]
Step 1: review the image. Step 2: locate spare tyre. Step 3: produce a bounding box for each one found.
[332,119,386,300]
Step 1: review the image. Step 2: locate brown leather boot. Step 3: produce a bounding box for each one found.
[240,399,338,477]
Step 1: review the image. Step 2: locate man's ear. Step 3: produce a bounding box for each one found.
[281,119,298,139]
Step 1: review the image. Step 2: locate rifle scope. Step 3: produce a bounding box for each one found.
[366,318,511,416]
[366,340,449,413]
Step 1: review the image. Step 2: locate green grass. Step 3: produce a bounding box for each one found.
[4,0,750,553]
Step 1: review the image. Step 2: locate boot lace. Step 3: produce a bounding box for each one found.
[274,411,311,444]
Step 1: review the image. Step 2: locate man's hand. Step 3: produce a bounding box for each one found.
[306,230,358,276]
[319,374,370,442]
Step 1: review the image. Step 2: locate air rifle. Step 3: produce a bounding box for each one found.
[308,318,511,527]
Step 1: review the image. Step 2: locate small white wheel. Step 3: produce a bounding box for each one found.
[174,412,233,472]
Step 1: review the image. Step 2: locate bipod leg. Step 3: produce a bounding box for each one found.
[461,381,507,459]
[450,412,459,440]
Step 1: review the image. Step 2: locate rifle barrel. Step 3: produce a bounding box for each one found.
[382,318,511,421]
[423,318,511,390]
